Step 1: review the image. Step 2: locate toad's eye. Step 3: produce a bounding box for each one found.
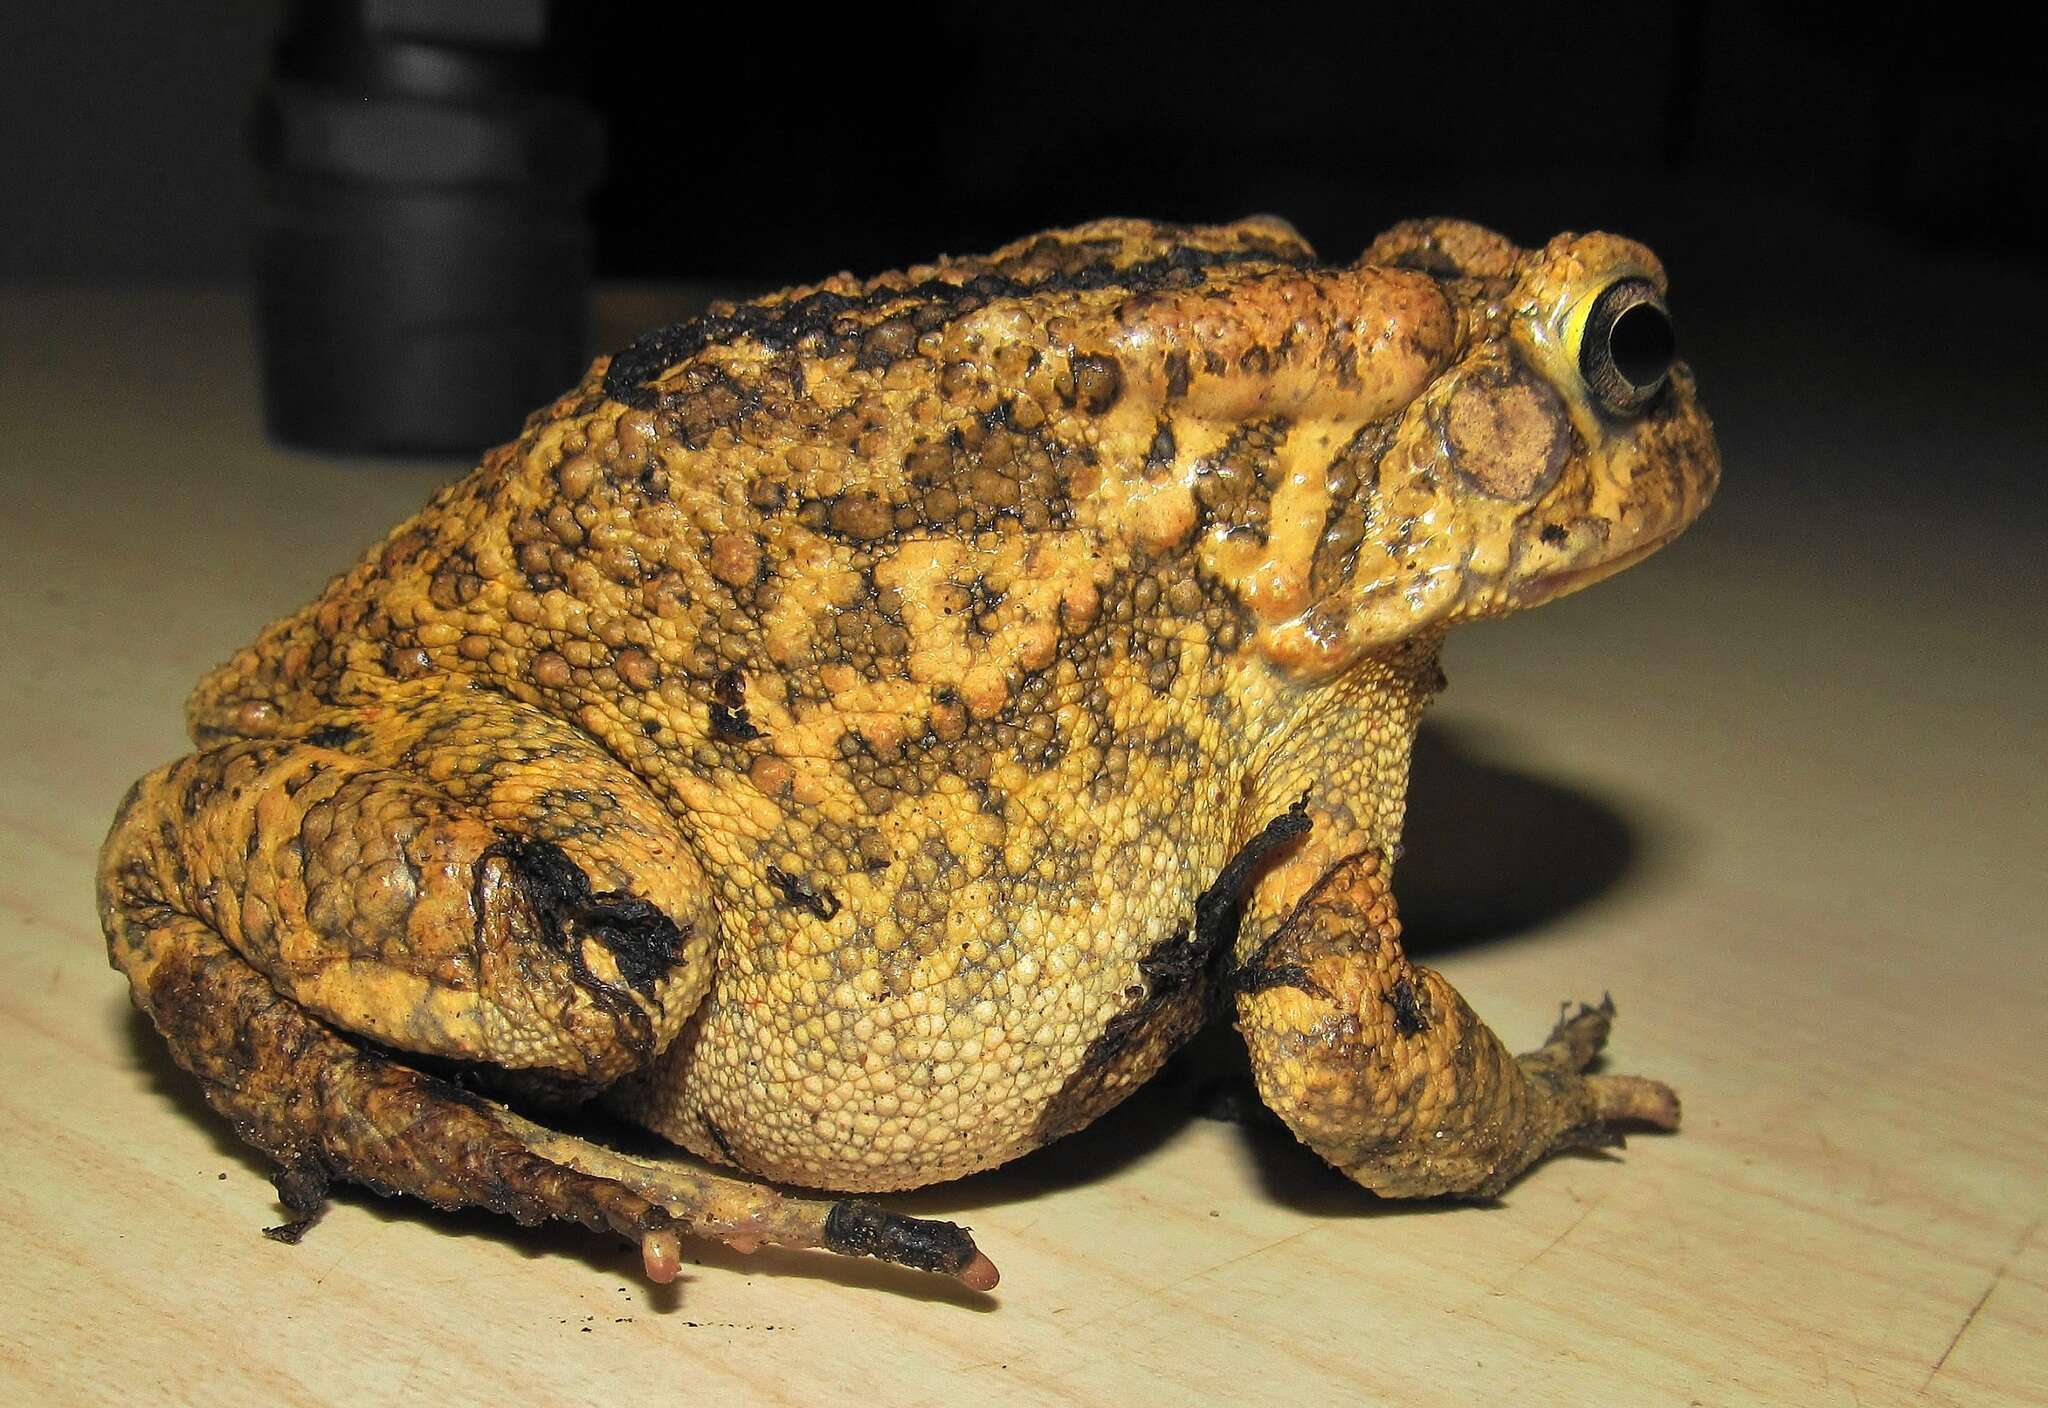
[1576,277,1674,416]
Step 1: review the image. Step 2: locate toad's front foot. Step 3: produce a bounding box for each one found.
[1527,995,1682,1148]
[1235,851,1680,1199]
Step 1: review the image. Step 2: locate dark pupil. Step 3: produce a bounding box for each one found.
[1608,300,1674,390]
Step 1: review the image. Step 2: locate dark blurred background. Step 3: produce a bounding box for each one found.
[2,0,2042,548]
[4,0,2041,286]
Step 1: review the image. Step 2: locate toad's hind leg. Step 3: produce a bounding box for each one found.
[97,688,997,1288]
[107,911,995,1287]
[1234,851,1679,1198]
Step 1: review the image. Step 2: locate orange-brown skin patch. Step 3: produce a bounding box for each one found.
[101,216,1716,1284]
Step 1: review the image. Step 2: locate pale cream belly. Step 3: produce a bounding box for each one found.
[612,886,1206,1191]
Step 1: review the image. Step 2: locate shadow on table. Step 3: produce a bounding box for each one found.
[1397,721,1638,959]
[117,717,1637,1296]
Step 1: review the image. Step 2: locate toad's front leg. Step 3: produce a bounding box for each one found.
[98,685,996,1289]
[1233,846,1678,1198]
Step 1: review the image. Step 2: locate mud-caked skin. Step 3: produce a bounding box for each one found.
[100,216,1717,1290]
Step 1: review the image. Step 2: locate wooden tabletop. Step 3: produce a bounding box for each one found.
[4,246,2043,1405]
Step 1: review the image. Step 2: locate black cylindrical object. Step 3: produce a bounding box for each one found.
[254,0,602,454]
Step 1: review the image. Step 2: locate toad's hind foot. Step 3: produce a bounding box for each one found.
[106,906,998,1291]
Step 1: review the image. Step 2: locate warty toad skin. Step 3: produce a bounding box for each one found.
[100,215,1717,1289]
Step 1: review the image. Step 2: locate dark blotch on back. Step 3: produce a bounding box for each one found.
[302,723,360,750]
[602,241,1305,409]
[1066,354,1123,415]
[766,865,841,921]
[709,667,763,742]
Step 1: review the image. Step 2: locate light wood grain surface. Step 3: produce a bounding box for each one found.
[4,252,2043,1406]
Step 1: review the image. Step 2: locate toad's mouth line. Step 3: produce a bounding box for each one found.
[1510,526,1686,609]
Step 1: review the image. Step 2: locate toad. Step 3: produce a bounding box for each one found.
[100,216,1717,1291]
